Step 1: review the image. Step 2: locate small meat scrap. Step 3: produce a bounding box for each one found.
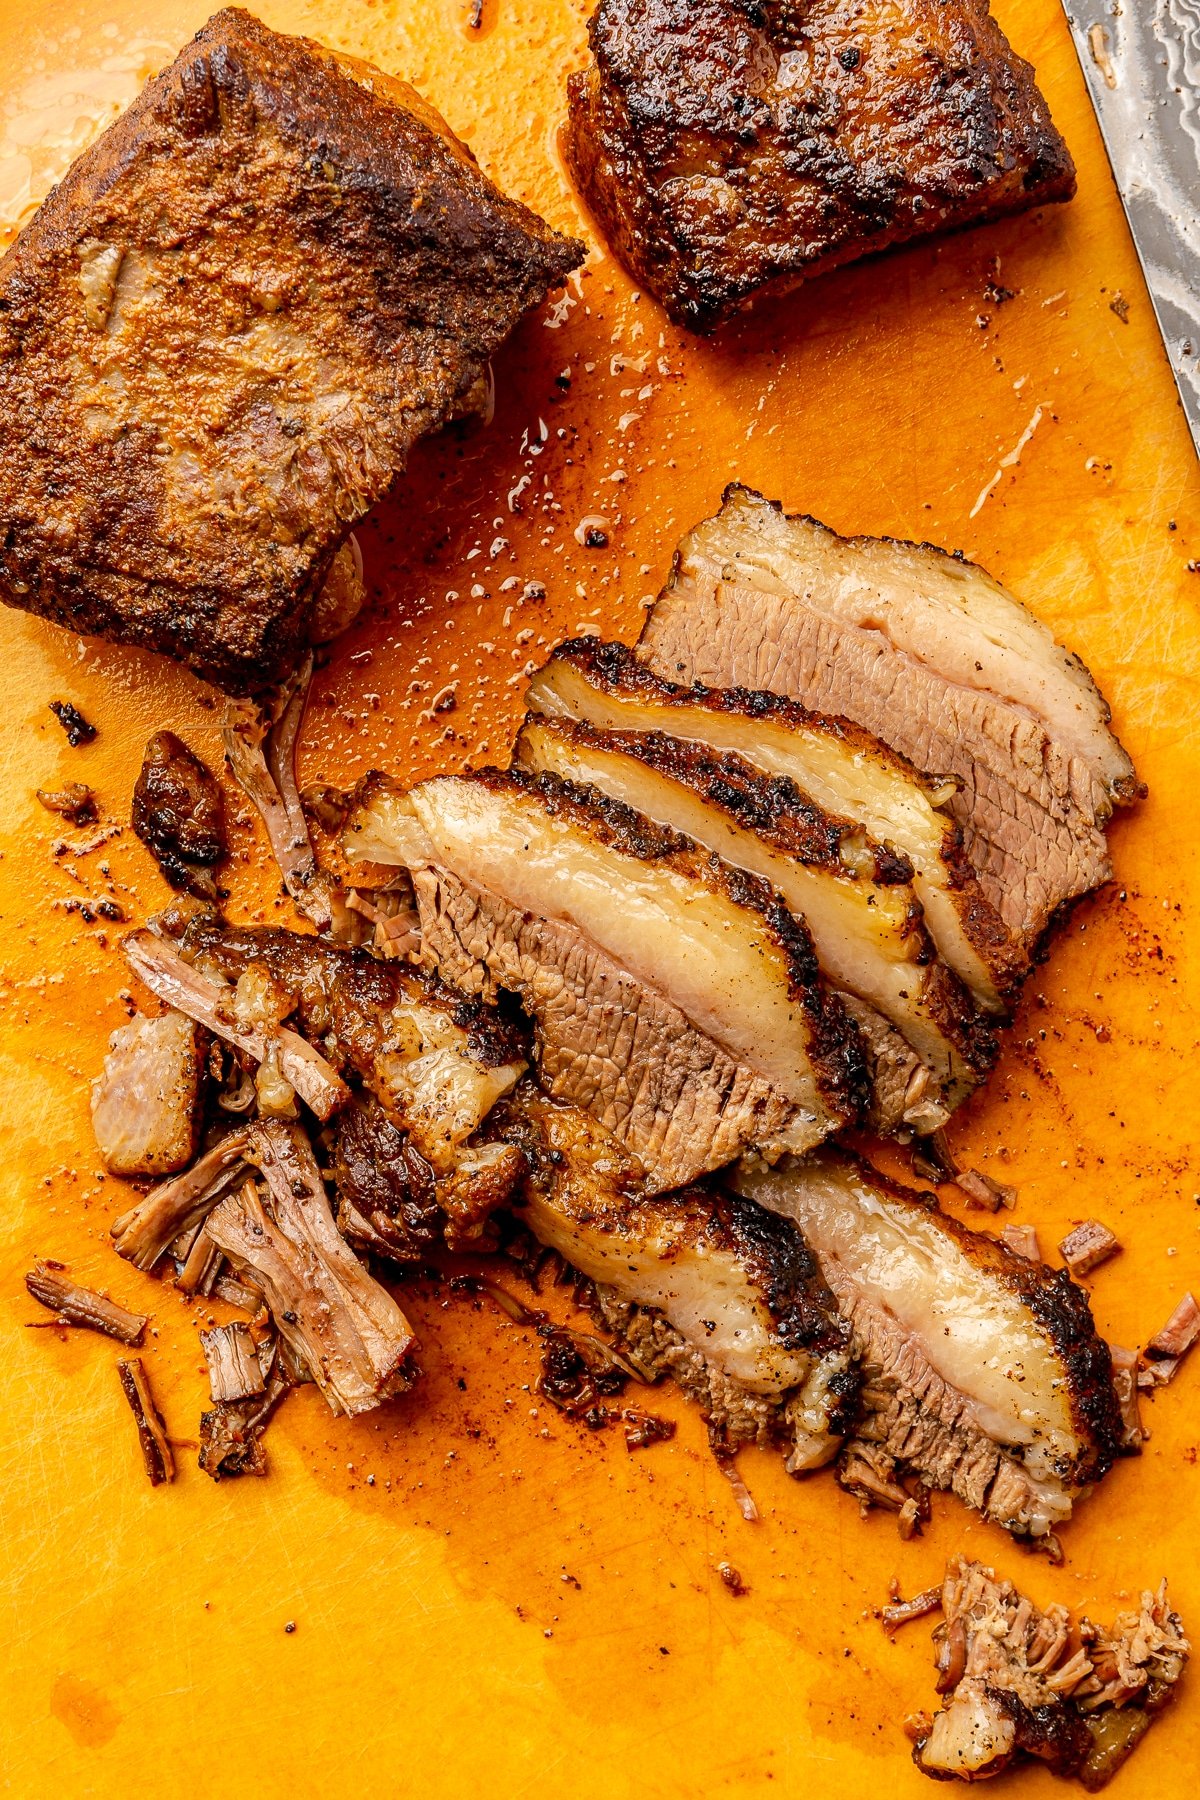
[25,1261,147,1345]
[1059,1220,1121,1276]
[882,1586,943,1635]
[1107,1346,1146,1454]
[1140,1292,1200,1388]
[117,1357,175,1485]
[91,1009,208,1176]
[198,1333,292,1481]
[717,1562,748,1597]
[35,780,97,825]
[132,731,226,901]
[49,700,96,745]
[1001,1222,1041,1262]
[200,1322,265,1404]
[954,1168,1016,1212]
[912,1558,1188,1788]
[622,1409,676,1450]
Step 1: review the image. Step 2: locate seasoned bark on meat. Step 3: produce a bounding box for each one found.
[495,1086,856,1468]
[0,8,582,690]
[91,1008,207,1175]
[347,767,868,1185]
[639,487,1138,946]
[526,637,1018,1010]
[515,714,997,1124]
[566,0,1074,330]
[735,1151,1122,1535]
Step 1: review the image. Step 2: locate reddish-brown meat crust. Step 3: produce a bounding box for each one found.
[565,0,1074,330]
[0,8,582,690]
[472,764,872,1125]
[839,1151,1122,1486]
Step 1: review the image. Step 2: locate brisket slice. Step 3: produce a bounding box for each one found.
[640,511,1130,948]
[412,865,815,1192]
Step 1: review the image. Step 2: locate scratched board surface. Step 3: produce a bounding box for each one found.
[1,2,1198,1795]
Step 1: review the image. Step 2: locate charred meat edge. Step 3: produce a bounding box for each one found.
[496,1089,856,1468]
[515,714,995,1101]
[345,766,869,1135]
[734,1151,1121,1513]
[172,914,527,1169]
[657,485,1139,800]
[525,637,1016,1011]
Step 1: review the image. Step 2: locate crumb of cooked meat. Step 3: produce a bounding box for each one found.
[1001,1222,1041,1262]
[911,1128,961,1185]
[1059,1220,1121,1276]
[622,1409,675,1449]
[91,1009,208,1176]
[25,1261,147,1344]
[954,1168,1017,1211]
[117,1357,174,1485]
[36,780,97,824]
[913,1558,1188,1786]
[882,1586,943,1634]
[1108,1344,1147,1452]
[132,730,226,902]
[49,700,96,745]
[198,1332,294,1480]
[300,782,355,834]
[1139,1292,1200,1387]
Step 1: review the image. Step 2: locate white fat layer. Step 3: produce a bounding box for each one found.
[920,1687,1016,1775]
[683,490,1133,792]
[735,1157,1078,1461]
[400,776,833,1124]
[517,722,965,1088]
[522,1189,811,1394]
[529,656,1003,1012]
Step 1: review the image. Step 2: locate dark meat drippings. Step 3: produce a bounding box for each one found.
[132,731,226,901]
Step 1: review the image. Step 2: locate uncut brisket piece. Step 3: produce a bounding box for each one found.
[0,8,581,691]
[565,0,1074,331]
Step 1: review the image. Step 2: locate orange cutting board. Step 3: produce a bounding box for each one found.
[1,2,1198,1794]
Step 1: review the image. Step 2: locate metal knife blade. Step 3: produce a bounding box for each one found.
[1063,2,1200,459]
